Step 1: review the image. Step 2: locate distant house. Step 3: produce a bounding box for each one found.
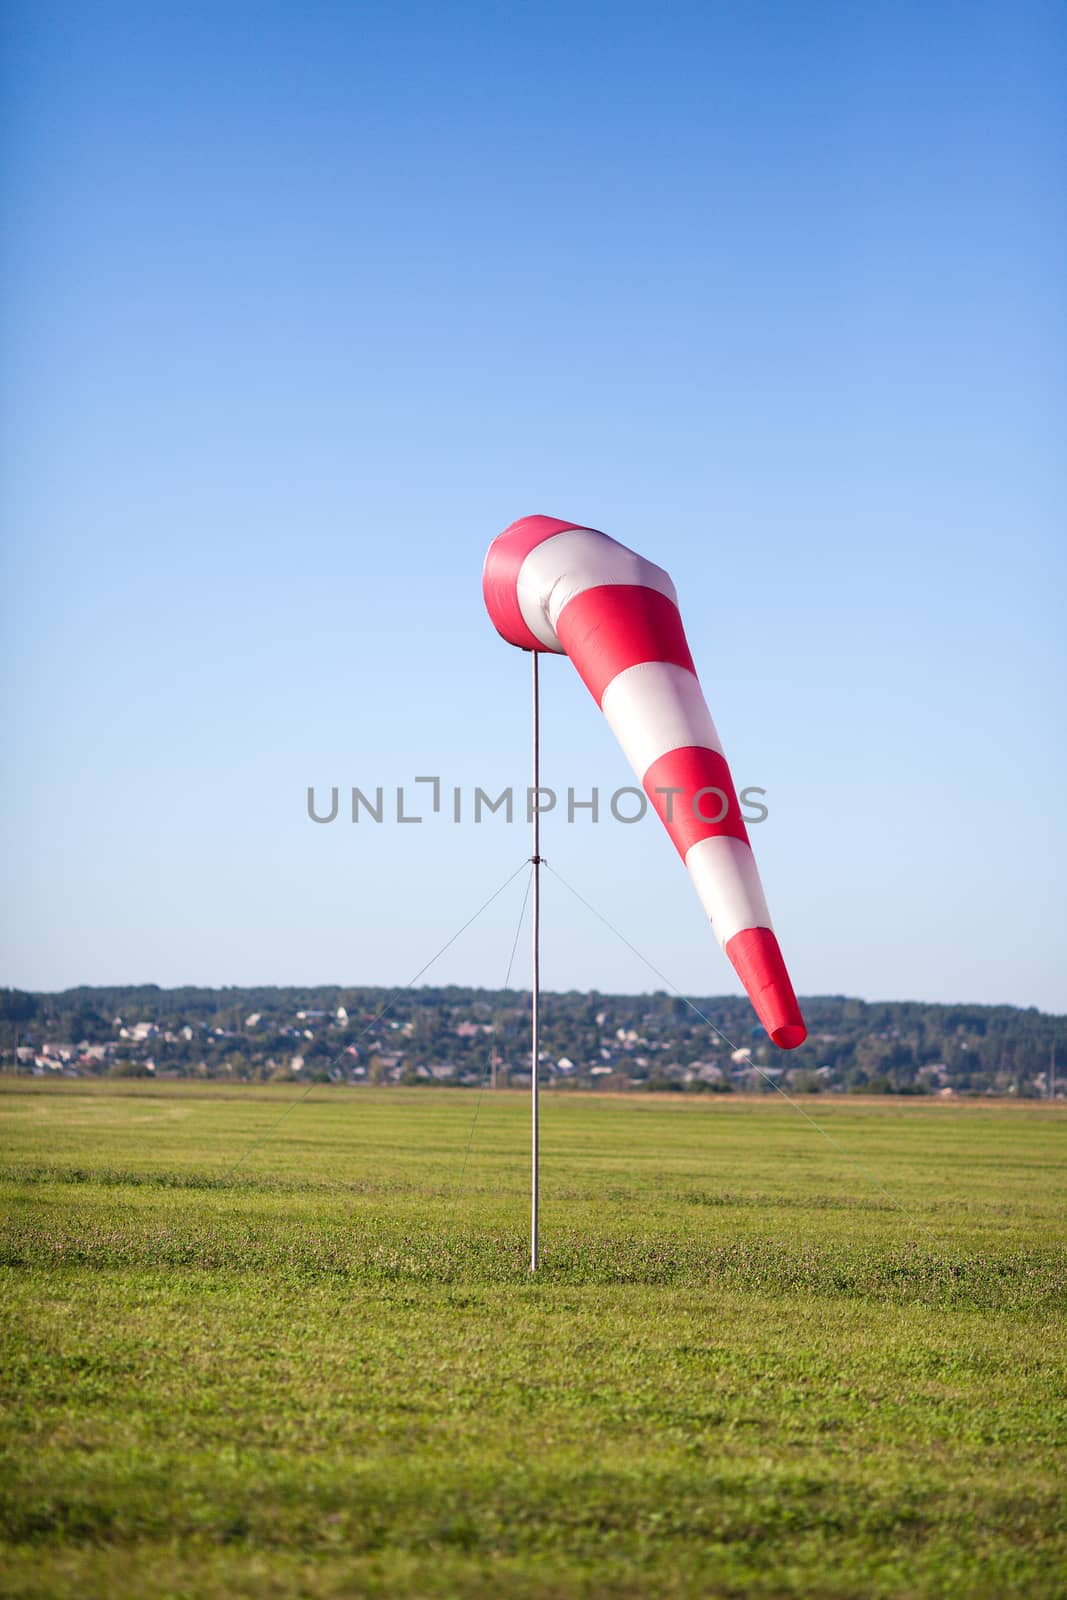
[120,1022,157,1042]
[43,1044,77,1061]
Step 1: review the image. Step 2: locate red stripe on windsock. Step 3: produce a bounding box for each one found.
[724,926,807,1049]
[554,585,694,706]
[642,745,750,857]
[482,514,587,651]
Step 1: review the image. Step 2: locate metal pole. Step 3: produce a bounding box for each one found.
[531,649,541,1272]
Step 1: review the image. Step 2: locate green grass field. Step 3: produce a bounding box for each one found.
[1,1081,1064,1598]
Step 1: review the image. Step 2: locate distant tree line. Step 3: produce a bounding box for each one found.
[1,985,1063,1097]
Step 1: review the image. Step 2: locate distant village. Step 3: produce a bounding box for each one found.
[1,985,1062,1098]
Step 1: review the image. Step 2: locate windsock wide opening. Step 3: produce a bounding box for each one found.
[482,514,585,652]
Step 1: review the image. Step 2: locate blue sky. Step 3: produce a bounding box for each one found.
[2,0,1064,1010]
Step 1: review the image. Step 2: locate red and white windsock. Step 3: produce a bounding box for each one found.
[483,514,806,1050]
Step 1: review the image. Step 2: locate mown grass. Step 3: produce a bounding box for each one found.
[1,1081,1065,1597]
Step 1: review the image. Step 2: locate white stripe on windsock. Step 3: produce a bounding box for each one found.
[684,834,774,948]
[600,660,725,779]
[516,527,677,650]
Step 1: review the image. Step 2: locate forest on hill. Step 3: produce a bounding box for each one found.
[2,985,1062,1098]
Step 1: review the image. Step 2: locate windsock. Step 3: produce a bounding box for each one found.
[482,514,806,1050]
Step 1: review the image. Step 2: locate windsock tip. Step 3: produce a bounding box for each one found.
[770,1022,808,1050]
[724,926,807,1052]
